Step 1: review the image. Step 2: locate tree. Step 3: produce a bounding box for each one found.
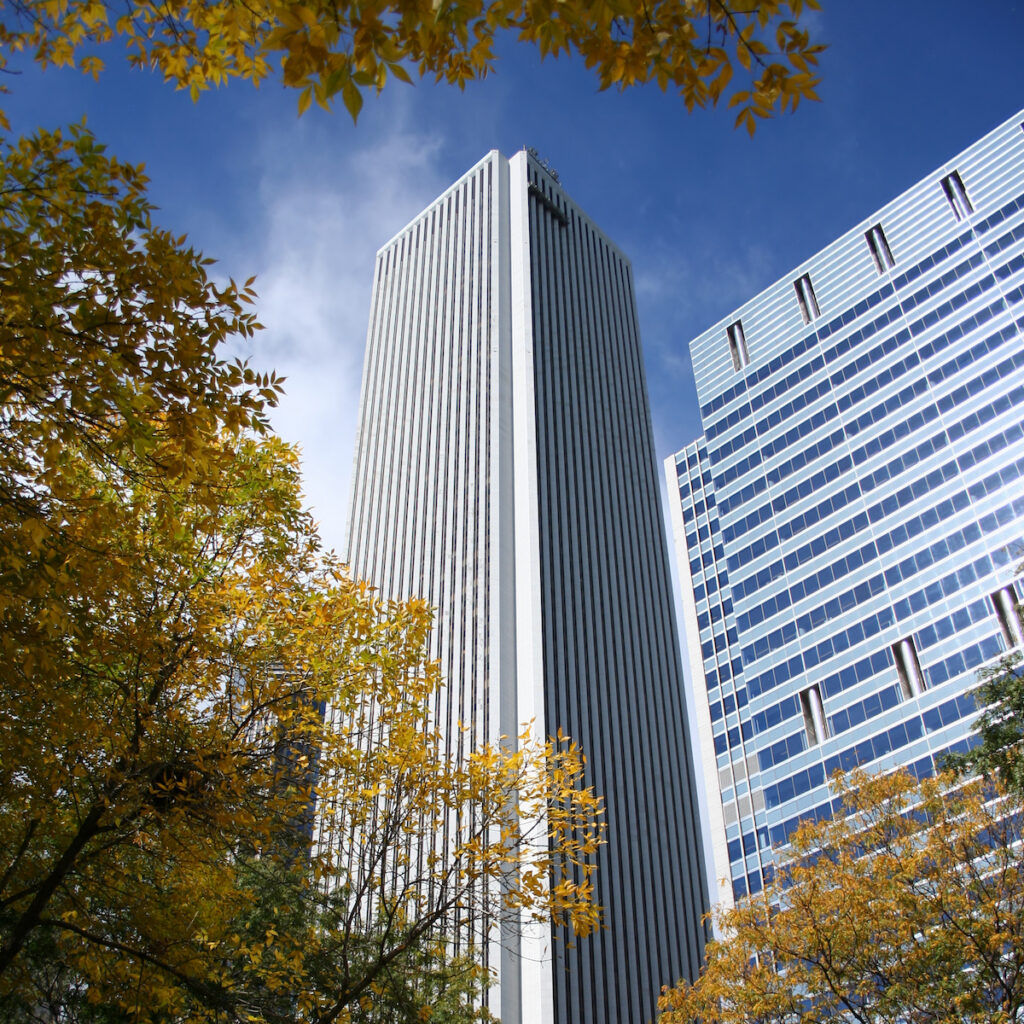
[0,0,823,131]
[945,590,1024,794]
[0,123,604,1022]
[658,768,1024,1024]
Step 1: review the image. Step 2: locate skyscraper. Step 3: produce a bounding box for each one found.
[665,111,1024,912]
[346,150,708,1024]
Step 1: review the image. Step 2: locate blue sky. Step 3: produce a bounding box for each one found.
[8,0,1024,554]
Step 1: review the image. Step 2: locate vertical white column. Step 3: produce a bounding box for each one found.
[663,453,734,919]
[507,149,554,1024]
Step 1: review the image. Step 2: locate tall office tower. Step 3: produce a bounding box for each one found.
[665,111,1024,913]
[345,150,708,1024]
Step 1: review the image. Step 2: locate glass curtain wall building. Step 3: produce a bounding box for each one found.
[665,112,1024,911]
[346,149,708,1024]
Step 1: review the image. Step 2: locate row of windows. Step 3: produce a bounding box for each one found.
[824,713,928,792]
[889,551,998,625]
[681,487,746,711]
[780,508,871,581]
[703,641,740,688]
[714,288,1013,501]
[702,185,1024,425]
[889,229,976,295]
[727,830,764,864]
[715,310,998,514]
[942,348,1024,428]
[819,648,894,705]
[692,569,725,605]
[690,547,726,590]
[727,245,992,429]
[708,276,1024,524]
[752,648,882,733]
[697,590,733,630]
[701,627,739,663]
[764,754,942,853]
[741,497,1024,701]
[708,294,911,458]
[916,596,990,651]
[827,683,903,740]
[824,659,990,786]
[750,558,1000,738]
[997,250,1024,287]
[852,338,1021,452]
[728,477,862,565]
[926,632,1003,688]
[689,532,728,592]
[921,690,981,738]
[681,491,717,524]
[758,726,807,772]
[984,217,1024,261]
[687,516,720,550]
[712,309,909,467]
[677,464,713,500]
[726,351,1022,554]
[975,186,1024,236]
[731,868,768,901]
[754,484,1024,679]
[704,330,826,443]
[761,630,999,818]
[713,721,754,755]
[704,657,743,695]
[763,758,827,810]
[708,686,750,722]
[743,601,896,679]
[730,366,1024,608]
[725,173,982,369]
[736,268,1004,474]
[904,250,988,315]
[763,797,841,856]
[760,591,1007,766]
[765,709,939,814]
[792,571,886,639]
[688,501,720,548]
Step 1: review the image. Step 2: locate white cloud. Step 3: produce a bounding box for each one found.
[227,124,449,556]
[634,240,776,337]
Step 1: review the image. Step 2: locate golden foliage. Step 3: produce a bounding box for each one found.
[0,0,823,130]
[658,768,1024,1024]
[0,125,604,1021]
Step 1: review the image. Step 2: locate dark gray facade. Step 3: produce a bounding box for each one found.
[524,161,708,1023]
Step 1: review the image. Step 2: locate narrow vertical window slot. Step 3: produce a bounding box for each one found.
[727,320,749,371]
[800,684,827,747]
[794,274,821,324]
[865,224,895,273]
[991,586,1024,648]
[940,170,973,221]
[893,637,926,699]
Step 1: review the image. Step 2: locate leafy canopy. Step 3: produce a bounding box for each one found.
[659,768,1024,1024]
[0,0,823,130]
[0,123,604,1023]
[945,645,1024,796]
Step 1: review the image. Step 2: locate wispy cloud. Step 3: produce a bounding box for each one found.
[224,123,449,555]
[634,239,776,339]
[632,237,776,458]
